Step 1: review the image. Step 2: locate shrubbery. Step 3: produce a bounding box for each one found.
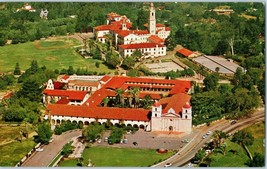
[54,121,79,135]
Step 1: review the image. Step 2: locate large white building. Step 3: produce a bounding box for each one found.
[93,3,171,58]
[44,75,193,134]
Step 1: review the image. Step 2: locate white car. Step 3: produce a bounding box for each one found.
[164,163,172,167]
[36,148,44,152]
[202,134,207,139]
[206,131,212,135]
[49,138,54,143]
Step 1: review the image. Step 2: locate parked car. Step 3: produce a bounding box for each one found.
[36,148,44,152]
[206,131,212,135]
[49,138,54,143]
[202,134,207,139]
[104,137,108,142]
[97,139,102,144]
[164,163,172,167]
[231,120,237,125]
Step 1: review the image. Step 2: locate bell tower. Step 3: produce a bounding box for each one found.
[152,102,162,118]
[148,2,156,35]
[182,102,192,119]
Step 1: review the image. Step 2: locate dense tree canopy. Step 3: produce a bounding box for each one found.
[36,122,53,144]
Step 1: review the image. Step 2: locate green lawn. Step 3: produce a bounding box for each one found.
[0,39,114,74]
[59,146,175,167]
[0,139,36,166]
[0,125,26,144]
[209,122,265,167]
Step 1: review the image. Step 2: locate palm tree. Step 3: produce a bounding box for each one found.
[212,130,227,149]
[132,87,140,108]
[115,88,125,107]
[102,97,110,107]
[128,89,135,108]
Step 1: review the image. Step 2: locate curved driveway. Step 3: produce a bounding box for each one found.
[21,130,82,167]
[153,108,265,167]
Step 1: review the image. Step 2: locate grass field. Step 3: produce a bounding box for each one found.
[0,139,36,166]
[59,146,175,167]
[0,38,114,74]
[0,125,27,144]
[209,122,265,167]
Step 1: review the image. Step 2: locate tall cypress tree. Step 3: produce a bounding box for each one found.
[13,62,21,75]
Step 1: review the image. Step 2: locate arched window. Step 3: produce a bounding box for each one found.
[155,108,157,111]
[155,114,157,117]
[185,115,188,119]
[152,12,154,16]
[186,110,188,113]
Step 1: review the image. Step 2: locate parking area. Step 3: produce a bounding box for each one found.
[145,62,184,73]
[95,129,198,150]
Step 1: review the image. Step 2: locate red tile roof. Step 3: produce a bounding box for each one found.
[116,30,149,38]
[159,93,191,114]
[119,43,165,49]
[95,24,121,31]
[148,35,164,44]
[183,102,191,108]
[2,92,13,99]
[153,101,161,107]
[177,48,194,57]
[61,75,70,80]
[68,80,99,87]
[111,21,132,29]
[46,104,150,122]
[53,81,65,89]
[99,76,112,83]
[43,89,87,100]
[56,97,70,104]
[85,76,190,107]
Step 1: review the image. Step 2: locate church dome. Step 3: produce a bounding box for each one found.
[183,102,191,108]
[153,101,161,107]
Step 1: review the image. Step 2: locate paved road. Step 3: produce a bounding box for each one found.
[21,130,82,167]
[153,108,265,167]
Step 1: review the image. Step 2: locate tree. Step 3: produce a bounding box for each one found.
[136,9,147,30]
[61,142,74,157]
[95,62,100,68]
[246,153,265,167]
[14,62,21,75]
[29,60,39,74]
[232,130,254,146]
[211,130,227,150]
[108,127,125,144]
[122,56,136,69]
[165,35,175,51]
[82,123,104,142]
[203,73,218,91]
[115,88,125,107]
[102,97,109,107]
[17,77,43,102]
[141,94,153,109]
[36,122,52,144]
[193,149,205,163]
[67,66,75,75]
[105,52,121,69]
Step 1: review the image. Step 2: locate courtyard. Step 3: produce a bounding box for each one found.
[145,61,184,73]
